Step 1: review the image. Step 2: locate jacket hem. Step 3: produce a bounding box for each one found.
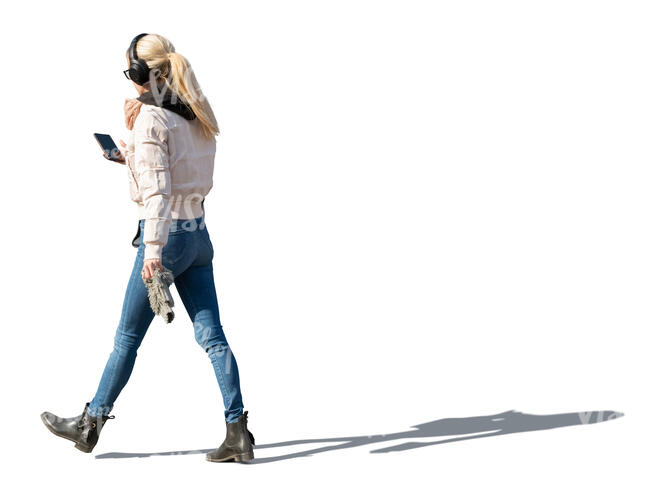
[137,199,204,221]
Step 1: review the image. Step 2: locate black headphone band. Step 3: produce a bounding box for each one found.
[129,33,148,62]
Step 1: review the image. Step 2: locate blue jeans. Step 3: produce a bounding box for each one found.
[88,215,245,423]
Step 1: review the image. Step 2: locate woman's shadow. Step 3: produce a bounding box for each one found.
[95,409,623,463]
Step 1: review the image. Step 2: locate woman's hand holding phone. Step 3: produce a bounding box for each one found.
[92,100,141,165]
[94,133,125,164]
[106,139,126,164]
[116,139,128,165]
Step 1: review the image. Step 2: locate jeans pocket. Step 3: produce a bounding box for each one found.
[198,228,214,260]
[162,233,188,266]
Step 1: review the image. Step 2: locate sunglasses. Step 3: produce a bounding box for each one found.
[123,69,132,80]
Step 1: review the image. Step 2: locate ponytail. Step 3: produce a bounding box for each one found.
[167,51,220,139]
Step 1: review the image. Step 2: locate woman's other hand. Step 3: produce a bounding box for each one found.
[124,98,143,130]
[142,258,163,280]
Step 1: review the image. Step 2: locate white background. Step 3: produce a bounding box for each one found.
[1,0,647,487]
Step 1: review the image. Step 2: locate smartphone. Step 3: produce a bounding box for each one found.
[94,133,124,162]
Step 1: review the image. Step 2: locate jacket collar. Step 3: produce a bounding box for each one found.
[136,81,196,121]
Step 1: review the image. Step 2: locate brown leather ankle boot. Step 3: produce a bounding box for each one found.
[206,410,255,463]
[40,402,114,453]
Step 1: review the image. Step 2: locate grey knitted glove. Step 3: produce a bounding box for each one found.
[142,265,175,323]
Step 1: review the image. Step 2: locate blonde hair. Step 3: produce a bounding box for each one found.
[130,34,219,139]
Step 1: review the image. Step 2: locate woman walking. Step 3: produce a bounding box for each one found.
[40,33,255,463]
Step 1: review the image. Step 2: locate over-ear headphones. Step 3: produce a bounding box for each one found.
[127,33,151,86]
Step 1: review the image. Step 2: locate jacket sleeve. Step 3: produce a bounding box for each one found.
[122,131,135,167]
[133,108,172,261]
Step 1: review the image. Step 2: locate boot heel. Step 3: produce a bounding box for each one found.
[74,442,92,453]
[234,451,254,463]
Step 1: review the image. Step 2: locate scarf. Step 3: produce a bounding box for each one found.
[143,265,176,324]
[136,81,196,121]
